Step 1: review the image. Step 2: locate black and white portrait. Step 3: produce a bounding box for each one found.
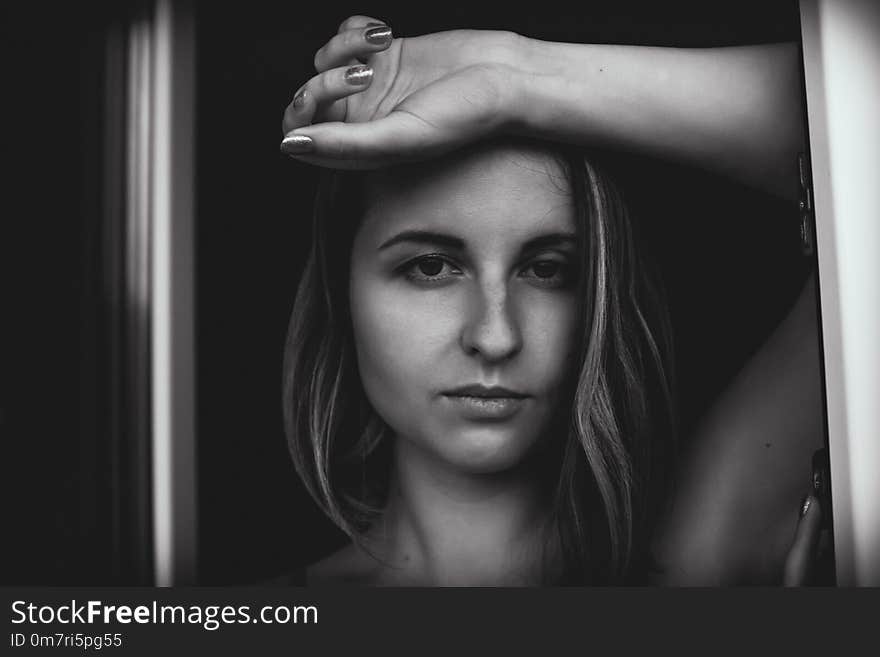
[5,0,880,589]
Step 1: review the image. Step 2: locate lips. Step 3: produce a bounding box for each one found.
[442,384,528,399]
[440,384,529,421]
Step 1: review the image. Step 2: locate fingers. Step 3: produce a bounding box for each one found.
[281,119,405,168]
[281,63,375,135]
[336,15,387,34]
[282,15,393,135]
[314,24,393,72]
[281,113,447,169]
[783,494,823,586]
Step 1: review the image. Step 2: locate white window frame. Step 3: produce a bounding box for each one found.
[800,0,880,585]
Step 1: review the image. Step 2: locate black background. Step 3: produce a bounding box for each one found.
[3,0,812,585]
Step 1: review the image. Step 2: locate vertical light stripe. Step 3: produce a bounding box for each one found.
[126,13,155,584]
[151,0,197,586]
[128,20,151,313]
[801,0,880,585]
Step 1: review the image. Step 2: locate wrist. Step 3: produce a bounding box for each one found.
[503,35,581,139]
[503,33,545,135]
[463,30,538,135]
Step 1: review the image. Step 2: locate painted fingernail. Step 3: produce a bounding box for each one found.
[344,64,373,86]
[292,87,306,110]
[280,134,314,155]
[799,495,812,518]
[364,25,392,45]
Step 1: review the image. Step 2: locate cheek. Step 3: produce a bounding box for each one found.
[517,290,579,392]
[349,276,460,417]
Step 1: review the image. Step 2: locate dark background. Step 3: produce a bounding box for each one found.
[3,0,811,585]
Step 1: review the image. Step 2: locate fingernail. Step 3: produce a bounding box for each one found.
[799,495,812,518]
[344,64,373,86]
[811,452,825,495]
[364,26,392,45]
[280,134,314,155]
[366,21,387,27]
[292,87,306,110]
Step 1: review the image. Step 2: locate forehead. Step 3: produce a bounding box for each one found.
[357,143,574,247]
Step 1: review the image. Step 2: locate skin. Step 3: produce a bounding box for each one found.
[290,17,827,585]
[651,276,826,584]
[311,143,578,585]
[281,20,803,199]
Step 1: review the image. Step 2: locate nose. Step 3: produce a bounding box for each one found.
[460,281,523,362]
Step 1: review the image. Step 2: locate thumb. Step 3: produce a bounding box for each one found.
[280,112,457,169]
[783,494,822,586]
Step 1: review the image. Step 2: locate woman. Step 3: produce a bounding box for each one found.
[285,139,674,585]
[279,17,827,585]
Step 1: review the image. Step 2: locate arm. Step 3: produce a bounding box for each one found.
[281,24,805,199]
[515,40,805,200]
[282,20,824,583]
[650,276,826,584]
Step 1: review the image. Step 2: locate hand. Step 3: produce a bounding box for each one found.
[280,16,523,169]
[783,494,824,586]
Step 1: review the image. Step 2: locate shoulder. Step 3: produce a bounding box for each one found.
[257,568,307,586]
[306,541,383,586]
[255,544,379,586]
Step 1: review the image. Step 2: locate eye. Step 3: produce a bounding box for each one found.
[401,255,463,283]
[520,259,572,287]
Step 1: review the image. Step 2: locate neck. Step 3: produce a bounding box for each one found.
[365,437,560,586]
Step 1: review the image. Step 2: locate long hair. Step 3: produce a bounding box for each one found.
[282,145,676,584]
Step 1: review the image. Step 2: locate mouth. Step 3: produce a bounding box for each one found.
[440,385,530,421]
[441,384,529,399]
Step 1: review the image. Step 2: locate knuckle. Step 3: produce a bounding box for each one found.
[282,103,296,129]
[318,72,333,95]
[282,97,310,134]
[338,15,360,33]
[313,47,325,71]
[338,14,382,33]
[343,28,360,50]
[300,76,319,103]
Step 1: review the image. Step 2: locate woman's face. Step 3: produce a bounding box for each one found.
[349,144,580,474]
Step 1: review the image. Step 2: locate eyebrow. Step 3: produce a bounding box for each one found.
[378,230,465,251]
[377,230,577,252]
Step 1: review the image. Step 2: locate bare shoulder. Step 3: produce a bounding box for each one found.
[652,276,825,584]
[306,542,383,586]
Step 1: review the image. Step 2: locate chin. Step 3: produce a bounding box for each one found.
[435,425,540,475]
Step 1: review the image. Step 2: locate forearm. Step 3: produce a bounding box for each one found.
[650,278,824,584]
[510,38,805,200]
